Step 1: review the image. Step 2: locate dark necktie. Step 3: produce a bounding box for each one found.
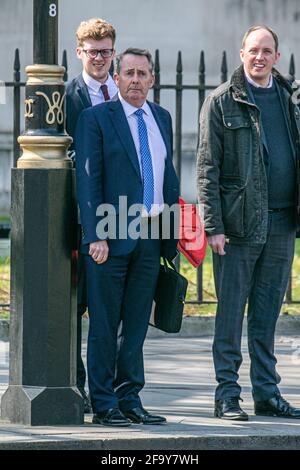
[100,84,110,101]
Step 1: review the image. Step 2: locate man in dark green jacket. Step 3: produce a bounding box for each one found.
[197,25,300,421]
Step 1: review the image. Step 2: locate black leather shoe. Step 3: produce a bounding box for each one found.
[78,387,92,414]
[254,394,300,419]
[123,406,167,425]
[92,408,131,426]
[214,397,249,421]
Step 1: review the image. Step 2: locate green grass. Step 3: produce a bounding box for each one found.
[180,250,217,315]
[1,240,300,319]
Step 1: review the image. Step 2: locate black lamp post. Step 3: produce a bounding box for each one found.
[1,0,83,425]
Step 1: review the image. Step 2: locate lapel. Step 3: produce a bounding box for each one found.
[148,101,172,161]
[75,74,92,108]
[108,99,141,178]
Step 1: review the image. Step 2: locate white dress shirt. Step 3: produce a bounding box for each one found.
[82,70,118,106]
[244,67,273,88]
[118,92,167,217]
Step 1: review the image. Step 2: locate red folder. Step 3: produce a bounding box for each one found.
[178,197,207,267]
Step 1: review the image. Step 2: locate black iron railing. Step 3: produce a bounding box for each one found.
[1,48,298,306]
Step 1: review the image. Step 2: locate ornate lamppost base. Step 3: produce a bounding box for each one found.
[17,135,72,169]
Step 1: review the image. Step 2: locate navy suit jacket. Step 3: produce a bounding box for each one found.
[75,98,179,260]
[66,74,92,150]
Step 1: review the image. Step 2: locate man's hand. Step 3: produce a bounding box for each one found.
[207,234,226,255]
[89,240,109,264]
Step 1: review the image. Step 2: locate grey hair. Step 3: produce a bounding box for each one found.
[115,48,154,74]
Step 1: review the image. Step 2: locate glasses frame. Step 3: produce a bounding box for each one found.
[82,48,114,60]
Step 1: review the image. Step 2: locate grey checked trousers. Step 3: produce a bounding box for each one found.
[212,208,296,401]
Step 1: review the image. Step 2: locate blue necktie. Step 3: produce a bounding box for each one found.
[134,108,154,213]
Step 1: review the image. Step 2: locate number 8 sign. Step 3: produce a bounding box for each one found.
[49,3,57,17]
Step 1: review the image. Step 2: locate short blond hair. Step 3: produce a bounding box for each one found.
[76,18,116,47]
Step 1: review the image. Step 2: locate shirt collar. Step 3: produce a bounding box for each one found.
[118,92,150,117]
[82,69,110,92]
[244,67,273,89]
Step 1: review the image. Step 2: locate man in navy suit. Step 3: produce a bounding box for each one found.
[66,18,117,413]
[75,48,179,426]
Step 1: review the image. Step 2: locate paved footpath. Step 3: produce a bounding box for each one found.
[0,335,300,450]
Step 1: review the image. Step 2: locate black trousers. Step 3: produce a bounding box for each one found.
[85,235,161,413]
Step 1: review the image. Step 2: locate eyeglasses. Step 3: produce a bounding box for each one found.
[82,48,114,59]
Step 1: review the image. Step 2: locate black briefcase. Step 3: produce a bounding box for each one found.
[150,258,188,333]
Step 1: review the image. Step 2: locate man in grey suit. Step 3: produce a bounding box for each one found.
[66,17,117,413]
[197,25,300,421]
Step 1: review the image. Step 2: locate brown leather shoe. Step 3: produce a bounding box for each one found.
[123,406,167,425]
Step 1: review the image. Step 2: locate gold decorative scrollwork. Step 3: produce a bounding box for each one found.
[35,90,66,125]
[24,98,34,118]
